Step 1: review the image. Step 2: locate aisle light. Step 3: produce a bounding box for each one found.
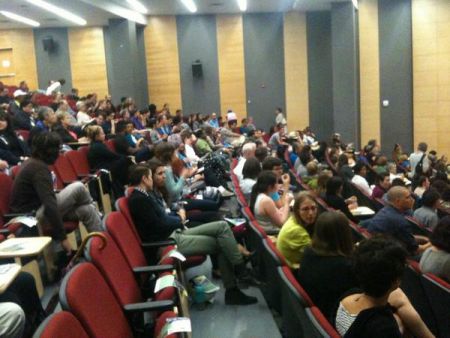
[180,0,197,13]
[26,0,87,25]
[237,0,247,12]
[126,0,148,14]
[0,11,40,27]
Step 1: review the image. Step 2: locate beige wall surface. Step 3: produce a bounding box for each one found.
[283,12,309,132]
[412,0,450,156]
[68,27,109,98]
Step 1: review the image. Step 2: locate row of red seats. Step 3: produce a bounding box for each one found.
[34,206,192,337]
[230,159,340,337]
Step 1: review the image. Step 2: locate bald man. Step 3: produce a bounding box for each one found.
[364,186,431,255]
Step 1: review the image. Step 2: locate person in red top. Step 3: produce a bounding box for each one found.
[372,172,391,199]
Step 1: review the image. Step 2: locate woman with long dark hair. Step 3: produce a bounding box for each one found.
[250,170,292,233]
[0,110,30,165]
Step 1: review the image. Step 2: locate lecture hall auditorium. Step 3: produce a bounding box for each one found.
[0,0,449,337]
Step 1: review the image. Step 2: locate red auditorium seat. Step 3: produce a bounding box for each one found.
[421,273,450,337]
[400,261,438,335]
[15,129,30,142]
[260,238,287,313]
[59,262,183,338]
[33,311,89,338]
[277,266,339,338]
[85,233,181,315]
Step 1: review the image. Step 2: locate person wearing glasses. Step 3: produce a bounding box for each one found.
[277,192,318,269]
[364,186,431,255]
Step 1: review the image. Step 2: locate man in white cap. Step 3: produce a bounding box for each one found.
[10,89,28,115]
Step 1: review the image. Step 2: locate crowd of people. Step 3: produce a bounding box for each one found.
[0,78,449,337]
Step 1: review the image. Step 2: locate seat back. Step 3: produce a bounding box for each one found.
[305,306,341,338]
[278,266,323,338]
[33,311,89,338]
[421,273,450,337]
[104,211,148,269]
[66,150,91,176]
[16,129,30,142]
[106,139,116,152]
[260,239,287,313]
[59,263,134,338]
[116,197,141,242]
[85,232,142,306]
[54,154,78,184]
[0,173,13,218]
[400,261,438,336]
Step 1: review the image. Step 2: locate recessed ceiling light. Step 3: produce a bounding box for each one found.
[26,0,87,25]
[237,0,247,12]
[0,11,40,27]
[180,0,197,13]
[126,0,148,14]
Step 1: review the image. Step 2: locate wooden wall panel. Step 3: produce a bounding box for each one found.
[144,16,182,111]
[68,27,108,98]
[359,0,380,146]
[0,29,38,89]
[216,15,247,121]
[283,12,309,131]
[413,0,450,156]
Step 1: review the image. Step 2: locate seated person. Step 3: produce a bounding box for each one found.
[0,110,30,165]
[364,186,431,255]
[295,145,314,177]
[371,172,391,199]
[114,120,152,162]
[28,107,58,146]
[303,161,319,190]
[0,272,45,336]
[323,176,358,223]
[240,157,261,196]
[413,175,430,198]
[298,212,435,337]
[419,216,450,281]
[351,161,373,196]
[53,111,78,144]
[250,170,292,233]
[219,120,242,146]
[337,153,354,181]
[10,132,102,258]
[336,237,407,337]
[193,128,213,156]
[0,302,25,338]
[12,98,35,131]
[86,125,132,197]
[233,142,256,181]
[268,123,288,151]
[128,163,258,305]
[373,155,388,174]
[277,193,317,268]
[413,189,440,229]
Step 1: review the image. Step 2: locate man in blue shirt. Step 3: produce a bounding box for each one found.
[208,112,219,129]
[364,186,431,255]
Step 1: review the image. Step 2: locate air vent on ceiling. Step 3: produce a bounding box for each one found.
[210,2,224,7]
[44,18,59,22]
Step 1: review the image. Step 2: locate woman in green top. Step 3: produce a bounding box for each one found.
[277,192,318,269]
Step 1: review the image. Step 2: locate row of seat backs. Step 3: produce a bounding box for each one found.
[229,163,340,337]
[401,260,450,337]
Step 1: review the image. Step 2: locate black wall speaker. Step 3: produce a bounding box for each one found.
[42,37,55,52]
[192,61,203,78]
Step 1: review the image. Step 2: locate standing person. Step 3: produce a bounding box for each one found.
[10,133,102,267]
[128,163,258,305]
[277,193,317,269]
[274,107,286,131]
[409,142,430,178]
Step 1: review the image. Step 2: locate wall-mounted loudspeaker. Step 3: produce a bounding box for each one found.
[192,60,203,78]
[42,37,55,52]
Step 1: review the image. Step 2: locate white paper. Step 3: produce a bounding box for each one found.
[154,274,175,293]
[166,317,192,335]
[169,250,186,262]
[5,216,37,228]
